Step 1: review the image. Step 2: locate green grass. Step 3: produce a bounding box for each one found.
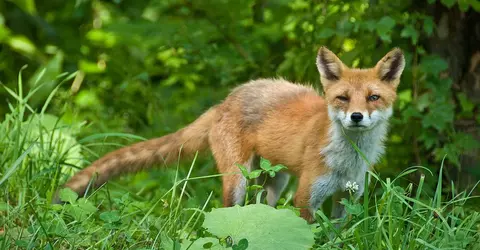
[1,72,480,249]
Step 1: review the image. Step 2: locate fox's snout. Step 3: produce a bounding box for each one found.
[343,110,374,130]
[350,112,363,123]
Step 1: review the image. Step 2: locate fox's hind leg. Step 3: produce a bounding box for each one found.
[217,154,256,206]
[209,115,254,207]
[261,172,290,206]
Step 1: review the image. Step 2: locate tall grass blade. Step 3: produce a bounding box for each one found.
[0,142,36,186]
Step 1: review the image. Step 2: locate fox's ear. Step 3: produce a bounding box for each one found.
[376,48,405,83]
[316,47,345,84]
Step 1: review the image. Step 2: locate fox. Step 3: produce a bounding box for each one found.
[57,47,405,223]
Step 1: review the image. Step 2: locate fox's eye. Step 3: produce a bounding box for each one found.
[336,96,349,102]
[368,95,380,101]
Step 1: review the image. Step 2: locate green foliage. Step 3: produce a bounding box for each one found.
[259,158,287,178]
[237,158,289,206]
[237,158,286,181]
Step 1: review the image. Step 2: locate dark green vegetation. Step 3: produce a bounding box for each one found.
[1,0,479,249]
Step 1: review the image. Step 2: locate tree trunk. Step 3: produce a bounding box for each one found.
[429,4,480,190]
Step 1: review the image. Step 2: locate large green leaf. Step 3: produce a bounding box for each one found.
[202,204,314,250]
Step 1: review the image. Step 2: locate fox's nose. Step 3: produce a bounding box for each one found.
[351,112,363,123]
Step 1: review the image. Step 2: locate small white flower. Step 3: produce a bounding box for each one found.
[345,181,359,193]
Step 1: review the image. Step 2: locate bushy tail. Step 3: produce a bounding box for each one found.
[58,107,217,199]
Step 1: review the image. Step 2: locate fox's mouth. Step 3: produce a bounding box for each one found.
[349,124,367,128]
[345,124,371,131]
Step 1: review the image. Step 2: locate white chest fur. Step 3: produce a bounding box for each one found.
[308,120,389,210]
[321,121,388,186]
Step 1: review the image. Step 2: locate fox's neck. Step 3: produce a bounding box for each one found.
[321,119,389,173]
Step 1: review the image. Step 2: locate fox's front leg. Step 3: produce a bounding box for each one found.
[294,175,315,223]
[295,173,337,223]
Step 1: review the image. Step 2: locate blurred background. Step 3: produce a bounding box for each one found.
[0,0,479,203]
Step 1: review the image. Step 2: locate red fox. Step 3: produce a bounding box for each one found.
[58,47,405,222]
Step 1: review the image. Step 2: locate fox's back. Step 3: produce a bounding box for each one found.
[218,79,330,172]
[225,78,323,126]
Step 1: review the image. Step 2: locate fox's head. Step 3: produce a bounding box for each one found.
[316,47,405,131]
